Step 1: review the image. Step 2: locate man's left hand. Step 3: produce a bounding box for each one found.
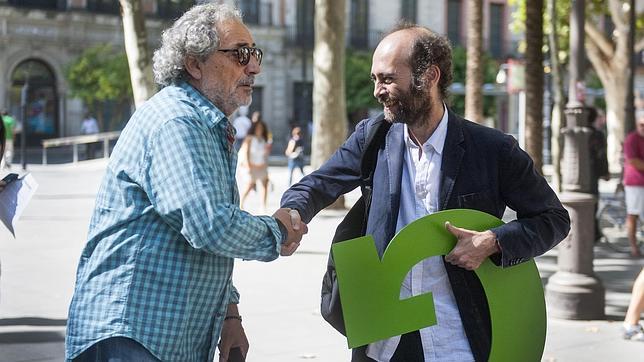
[218,305,249,361]
[444,222,500,271]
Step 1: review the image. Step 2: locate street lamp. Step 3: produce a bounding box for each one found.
[20,79,28,170]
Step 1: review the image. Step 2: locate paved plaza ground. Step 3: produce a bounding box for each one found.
[0,158,642,361]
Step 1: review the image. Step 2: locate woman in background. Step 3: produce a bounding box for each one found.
[285,126,305,186]
[240,119,270,212]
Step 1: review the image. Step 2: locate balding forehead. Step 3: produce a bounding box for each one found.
[375,31,415,60]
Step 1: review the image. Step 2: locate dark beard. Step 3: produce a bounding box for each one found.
[380,84,432,128]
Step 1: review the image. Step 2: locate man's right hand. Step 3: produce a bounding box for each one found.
[0,180,6,193]
[272,208,308,256]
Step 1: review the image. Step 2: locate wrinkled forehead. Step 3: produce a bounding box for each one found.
[217,19,255,48]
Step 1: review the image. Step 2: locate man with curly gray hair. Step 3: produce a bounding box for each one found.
[65,4,307,362]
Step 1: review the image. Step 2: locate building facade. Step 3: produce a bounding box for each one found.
[0,0,515,152]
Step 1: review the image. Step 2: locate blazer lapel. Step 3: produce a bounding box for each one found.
[386,123,405,231]
[440,110,465,210]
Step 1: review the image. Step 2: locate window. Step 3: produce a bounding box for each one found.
[488,3,504,58]
[8,0,64,10]
[157,0,194,19]
[238,0,260,25]
[400,0,417,23]
[296,0,314,46]
[447,0,462,46]
[350,0,369,49]
[87,0,120,14]
[293,82,312,126]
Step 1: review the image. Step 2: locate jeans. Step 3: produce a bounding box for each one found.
[72,337,160,362]
[288,157,305,185]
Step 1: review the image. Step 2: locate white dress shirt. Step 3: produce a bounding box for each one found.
[367,105,474,362]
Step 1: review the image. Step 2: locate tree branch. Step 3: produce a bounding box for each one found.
[636,37,644,53]
[608,0,627,30]
[585,22,615,58]
[585,37,612,87]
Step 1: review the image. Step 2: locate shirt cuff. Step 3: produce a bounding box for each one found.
[275,219,288,244]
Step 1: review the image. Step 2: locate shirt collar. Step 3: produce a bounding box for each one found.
[404,103,449,155]
[177,80,228,128]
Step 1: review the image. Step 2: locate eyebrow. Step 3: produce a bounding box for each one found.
[371,72,395,79]
[231,41,256,48]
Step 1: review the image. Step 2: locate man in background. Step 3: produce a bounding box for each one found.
[1,110,15,169]
[80,113,99,158]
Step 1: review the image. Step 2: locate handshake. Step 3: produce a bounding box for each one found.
[272,208,308,256]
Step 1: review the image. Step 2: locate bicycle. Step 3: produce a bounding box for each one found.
[596,185,644,254]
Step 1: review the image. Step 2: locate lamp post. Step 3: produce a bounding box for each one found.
[624,0,635,134]
[545,0,605,320]
[20,80,28,170]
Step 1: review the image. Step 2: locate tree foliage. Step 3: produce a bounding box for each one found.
[509,0,644,69]
[66,44,133,130]
[450,46,500,118]
[66,44,132,110]
[345,50,379,124]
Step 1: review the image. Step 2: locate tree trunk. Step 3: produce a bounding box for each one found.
[464,0,483,123]
[584,0,639,173]
[548,0,566,191]
[313,0,347,209]
[599,77,627,174]
[120,0,156,108]
[525,0,544,173]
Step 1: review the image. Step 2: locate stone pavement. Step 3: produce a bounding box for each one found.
[0,159,642,361]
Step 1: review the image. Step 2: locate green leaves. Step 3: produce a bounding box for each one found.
[66,44,133,112]
[345,50,379,117]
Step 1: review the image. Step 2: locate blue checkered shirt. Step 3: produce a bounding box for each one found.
[65,81,283,361]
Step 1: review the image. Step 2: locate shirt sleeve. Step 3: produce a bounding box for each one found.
[229,284,240,304]
[145,117,283,261]
[624,133,639,161]
[281,119,370,222]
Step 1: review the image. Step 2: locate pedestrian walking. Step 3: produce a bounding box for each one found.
[586,106,610,241]
[80,113,100,158]
[285,126,305,186]
[622,268,644,341]
[622,109,644,258]
[1,109,16,169]
[240,119,270,212]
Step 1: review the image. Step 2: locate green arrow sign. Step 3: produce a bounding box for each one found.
[332,209,546,361]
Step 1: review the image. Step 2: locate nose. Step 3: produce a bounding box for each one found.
[374,82,386,99]
[246,56,261,75]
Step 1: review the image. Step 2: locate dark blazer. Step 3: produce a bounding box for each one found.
[281,110,570,361]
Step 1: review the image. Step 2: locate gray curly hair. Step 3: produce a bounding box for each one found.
[153,3,242,86]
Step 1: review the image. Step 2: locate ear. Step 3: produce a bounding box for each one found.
[424,65,440,88]
[184,55,203,80]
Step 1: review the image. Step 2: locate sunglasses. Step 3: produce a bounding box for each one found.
[218,46,263,66]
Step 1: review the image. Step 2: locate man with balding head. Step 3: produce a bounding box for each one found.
[282,24,569,361]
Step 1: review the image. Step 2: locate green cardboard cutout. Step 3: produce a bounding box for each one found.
[332,209,546,361]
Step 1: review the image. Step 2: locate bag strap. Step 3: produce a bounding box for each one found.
[359,114,390,223]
